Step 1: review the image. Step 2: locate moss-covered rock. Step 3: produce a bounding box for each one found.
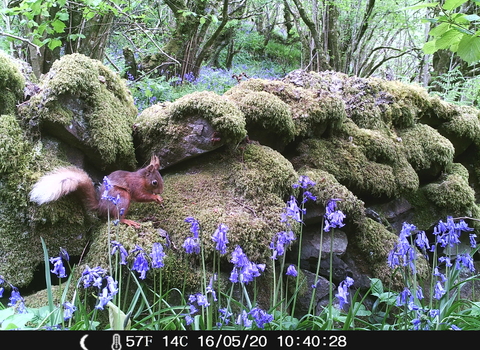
[399,123,454,179]
[0,51,25,115]
[19,53,137,171]
[134,91,247,167]
[226,78,346,139]
[226,90,295,149]
[0,114,91,287]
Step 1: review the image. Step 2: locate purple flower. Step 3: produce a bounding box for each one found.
[286,265,298,277]
[335,276,354,309]
[396,287,412,307]
[235,310,253,327]
[434,281,446,299]
[131,245,150,279]
[282,196,304,223]
[212,223,229,255]
[456,253,475,272]
[218,307,233,326]
[469,233,477,248]
[292,175,316,190]
[270,230,296,260]
[387,222,417,273]
[229,246,265,284]
[81,265,107,288]
[150,242,166,268]
[63,301,76,321]
[248,307,273,329]
[8,288,27,313]
[185,217,200,238]
[111,241,129,265]
[415,230,430,251]
[183,236,200,254]
[50,256,67,278]
[324,199,346,232]
[96,286,112,310]
[206,275,217,302]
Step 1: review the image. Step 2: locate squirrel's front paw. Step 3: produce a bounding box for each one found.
[154,195,163,204]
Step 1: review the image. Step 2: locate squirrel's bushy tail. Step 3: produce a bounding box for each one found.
[30,167,98,210]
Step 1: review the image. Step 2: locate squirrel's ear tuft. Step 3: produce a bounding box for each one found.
[150,155,160,169]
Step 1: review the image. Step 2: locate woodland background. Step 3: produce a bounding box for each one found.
[1,0,480,110]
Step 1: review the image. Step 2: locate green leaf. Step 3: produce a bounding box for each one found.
[443,0,468,11]
[457,35,480,64]
[369,278,384,296]
[429,22,450,37]
[51,19,66,33]
[423,40,438,54]
[435,28,463,50]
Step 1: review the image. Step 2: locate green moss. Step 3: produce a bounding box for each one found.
[294,136,417,198]
[0,115,30,174]
[226,78,346,138]
[169,91,247,144]
[0,51,25,115]
[400,123,454,174]
[424,163,476,213]
[20,53,137,169]
[226,90,295,144]
[438,106,480,155]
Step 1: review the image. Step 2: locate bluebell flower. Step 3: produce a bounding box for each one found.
[229,246,265,284]
[218,307,233,327]
[111,240,129,265]
[456,253,475,272]
[63,301,76,321]
[8,288,27,314]
[212,223,229,255]
[183,236,200,254]
[106,275,118,295]
[50,256,67,278]
[282,196,304,223]
[150,242,166,268]
[248,307,273,329]
[292,175,316,190]
[286,265,298,277]
[439,256,452,267]
[101,176,121,205]
[96,286,112,310]
[434,281,446,299]
[270,230,295,260]
[81,265,107,288]
[206,275,217,302]
[335,276,354,309]
[324,199,346,232]
[235,310,253,328]
[433,267,447,283]
[450,324,461,330]
[131,245,150,279]
[469,233,477,248]
[387,222,417,273]
[0,287,3,298]
[434,216,460,248]
[396,287,412,306]
[414,230,430,251]
[60,247,69,262]
[185,217,200,237]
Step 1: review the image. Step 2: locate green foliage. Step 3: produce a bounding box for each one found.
[429,67,480,106]
[420,0,480,64]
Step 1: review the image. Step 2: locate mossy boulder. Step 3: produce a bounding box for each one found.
[19,53,138,171]
[0,51,25,115]
[225,78,346,139]
[82,144,298,291]
[134,91,247,168]
[0,114,91,287]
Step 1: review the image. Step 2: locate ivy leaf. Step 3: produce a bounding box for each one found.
[457,35,480,64]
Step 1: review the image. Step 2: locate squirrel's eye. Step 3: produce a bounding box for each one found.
[152,180,158,186]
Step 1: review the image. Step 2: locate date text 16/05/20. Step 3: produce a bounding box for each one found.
[160,334,348,348]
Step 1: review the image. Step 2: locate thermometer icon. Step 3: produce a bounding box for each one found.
[112,334,122,350]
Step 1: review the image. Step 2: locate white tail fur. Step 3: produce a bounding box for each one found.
[29,167,90,204]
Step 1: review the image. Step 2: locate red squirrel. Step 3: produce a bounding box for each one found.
[29,155,164,228]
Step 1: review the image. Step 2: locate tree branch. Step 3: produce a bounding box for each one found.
[0,32,41,55]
